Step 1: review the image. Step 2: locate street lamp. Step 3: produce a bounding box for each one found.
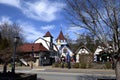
[32,45,34,57]
[12,36,19,73]
[31,45,34,69]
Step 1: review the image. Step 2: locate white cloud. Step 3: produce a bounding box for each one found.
[64,26,83,40]
[0,17,44,42]
[0,0,21,8]
[67,26,82,31]
[0,16,12,25]
[23,0,65,22]
[17,21,44,42]
[0,0,65,22]
[41,25,55,30]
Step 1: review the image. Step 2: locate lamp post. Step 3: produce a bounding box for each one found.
[12,36,19,73]
[32,46,34,57]
[31,46,34,69]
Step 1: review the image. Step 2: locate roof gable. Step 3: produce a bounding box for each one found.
[35,37,58,51]
[94,46,104,55]
[61,45,73,54]
[43,31,53,38]
[56,30,66,41]
[76,45,92,54]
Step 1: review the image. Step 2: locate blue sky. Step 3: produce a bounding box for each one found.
[0,0,83,42]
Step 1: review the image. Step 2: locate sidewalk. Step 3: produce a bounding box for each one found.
[0,65,115,76]
[31,66,115,75]
[32,66,116,80]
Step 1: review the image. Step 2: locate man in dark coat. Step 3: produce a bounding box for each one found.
[66,52,71,69]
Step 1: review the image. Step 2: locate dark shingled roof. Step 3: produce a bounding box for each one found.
[56,30,66,41]
[43,31,53,38]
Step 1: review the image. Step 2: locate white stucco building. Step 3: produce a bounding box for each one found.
[75,46,92,62]
[94,46,104,62]
[35,31,58,52]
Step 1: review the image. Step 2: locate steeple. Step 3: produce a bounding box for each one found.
[43,31,53,50]
[43,31,53,38]
[56,31,73,57]
[56,30,66,41]
[56,30,67,45]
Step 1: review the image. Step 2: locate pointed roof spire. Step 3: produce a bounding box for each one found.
[43,31,53,38]
[56,30,66,41]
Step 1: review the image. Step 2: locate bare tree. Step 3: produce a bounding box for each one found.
[0,22,24,46]
[65,0,120,79]
[0,22,24,73]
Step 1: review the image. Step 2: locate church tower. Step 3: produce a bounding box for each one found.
[56,30,67,50]
[43,31,53,50]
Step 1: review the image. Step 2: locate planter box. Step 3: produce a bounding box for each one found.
[0,72,37,80]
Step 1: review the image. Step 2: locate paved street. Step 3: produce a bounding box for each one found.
[33,67,116,80]
[0,66,116,80]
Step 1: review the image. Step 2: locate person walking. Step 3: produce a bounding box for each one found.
[66,52,71,69]
[61,56,65,68]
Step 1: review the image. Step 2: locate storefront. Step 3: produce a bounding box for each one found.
[96,51,111,62]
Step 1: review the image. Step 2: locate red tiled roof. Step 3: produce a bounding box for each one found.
[43,31,53,38]
[18,43,48,53]
[56,30,66,40]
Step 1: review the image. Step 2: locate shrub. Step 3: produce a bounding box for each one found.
[16,63,22,66]
[87,63,93,68]
[105,62,112,69]
[64,63,68,68]
[52,62,60,68]
[8,63,12,67]
[80,62,87,69]
[72,63,79,68]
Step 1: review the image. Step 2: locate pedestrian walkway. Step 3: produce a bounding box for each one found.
[29,66,115,76]
[32,66,116,80]
[0,65,116,77]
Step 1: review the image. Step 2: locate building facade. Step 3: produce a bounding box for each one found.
[75,45,92,63]
[56,30,73,57]
[18,31,59,66]
[94,46,112,62]
[18,43,50,66]
[18,31,75,66]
